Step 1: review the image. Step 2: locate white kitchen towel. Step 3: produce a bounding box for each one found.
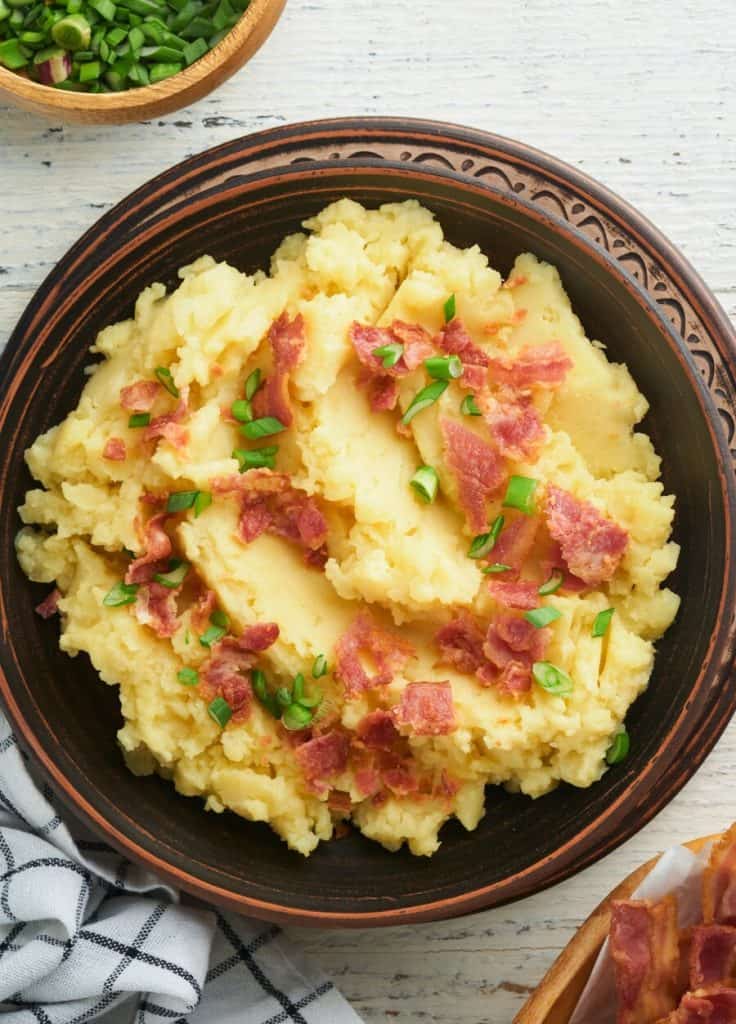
[0,712,363,1024]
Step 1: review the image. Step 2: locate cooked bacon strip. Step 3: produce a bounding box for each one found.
[212,470,328,565]
[663,986,736,1023]
[704,827,736,926]
[544,485,628,587]
[487,578,540,610]
[135,581,179,638]
[252,312,306,427]
[144,395,189,450]
[125,513,172,585]
[294,731,349,793]
[488,341,573,391]
[440,418,506,533]
[482,613,549,696]
[541,540,589,593]
[35,588,61,619]
[435,613,487,676]
[199,624,279,722]
[119,380,160,412]
[477,391,545,461]
[350,320,434,412]
[103,437,127,462]
[354,710,401,751]
[334,612,415,699]
[364,374,400,412]
[691,926,736,988]
[327,791,352,814]
[610,897,681,1024]
[190,588,217,633]
[392,682,456,736]
[435,317,489,391]
[492,515,540,572]
[381,754,419,795]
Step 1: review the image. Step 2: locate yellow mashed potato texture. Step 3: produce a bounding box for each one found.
[16,199,680,857]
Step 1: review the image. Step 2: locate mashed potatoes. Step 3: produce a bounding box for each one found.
[16,200,680,857]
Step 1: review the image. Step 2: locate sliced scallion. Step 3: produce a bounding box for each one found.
[443,293,456,322]
[592,608,615,638]
[502,475,538,515]
[240,416,285,440]
[606,728,630,765]
[276,686,293,708]
[282,703,313,731]
[102,581,138,607]
[312,654,328,679]
[460,394,481,416]
[401,379,449,425]
[208,696,232,728]
[372,342,403,369]
[154,366,179,398]
[231,398,252,423]
[524,606,562,629]
[153,560,189,589]
[128,412,150,428]
[244,368,261,400]
[166,490,198,514]
[193,491,212,518]
[539,571,564,596]
[410,465,439,504]
[252,668,279,718]
[297,688,322,709]
[233,446,278,472]
[210,609,229,629]
[482,563,512,574]
[532,661,573,696]
[468,514,504,559]
[292,672,304,702]
[425,354,463,381]
[177,667,198,686]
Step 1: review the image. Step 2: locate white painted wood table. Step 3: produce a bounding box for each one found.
[1,1,735,1020]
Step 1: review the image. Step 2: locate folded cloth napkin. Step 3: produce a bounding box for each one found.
[0,712,363,1024]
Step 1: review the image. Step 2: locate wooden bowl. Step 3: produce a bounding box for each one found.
[1,119,735,927]
[0,0,285,124]
[514,834,721,1024]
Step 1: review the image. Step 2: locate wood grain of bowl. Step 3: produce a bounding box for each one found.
[1,119,735,927]
[0,0,285,124]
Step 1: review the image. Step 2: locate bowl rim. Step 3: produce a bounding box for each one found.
[2,117,736,926]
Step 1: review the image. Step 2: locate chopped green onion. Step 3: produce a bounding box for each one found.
[503,475,538,515]
[51,12,91,47]
[482,563,512,574]
[372,342,403,369]
[401,380,449,425]
[153,560,189,589]
[193,491,212,518]
[605,728,630,765]
[0,37,28,67]
[282,703,313,731]
[166,490,198,513]
[524,606,562,629]
[460,394,481,416]
[230,399,252,423]
[177,667,198,686]
[443,293,456,322]
[78,58,100,80]
[532,661,573,696]
[210,609,229,629]
[297,688,322,709]
[312,654,328,679]
[199,625,226,648]
[148,61,182,82]
[233,446,278,472]
[139,43,182,60]
[276,686,292,708]
[102,581,138,607]
[425,354,463,381]
[89,0,115,21]
[539,571,564,596]
[128,412,150,428]
[410,465,439,504]
[467,514,504,559]
[244,368,261,400]
[208,696,232,728]
[592,608,615,637]
[252,669,280,717]
[155,366,179,398]
[292,672,304,702]
[240,417,285,440]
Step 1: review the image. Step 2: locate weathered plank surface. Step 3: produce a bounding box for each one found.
[1,1,735,1020]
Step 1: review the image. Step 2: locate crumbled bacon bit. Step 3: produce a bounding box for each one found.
[392,682,456,736]
[690,925,736,988]
[440,418,506,533]
[354,710,400,751]
[144,395,189,450]
[487,578,540,610]
[294,731,350,793]
[125,513,172,585]
[35,588,61,619]
[350,320,434,412]
[482,613,549,696]
[134,581,179,638]
[334,612,415,699]
[435,317,489,391]
[492,515,540,572]
[103,437,127,462]
[327,791,353,814]
[488,341,573,391]
[190,588,217,633]
[119,380,160,412]
[435,613,486,675]
[477,392,545,461]
[252,312,306,427]
[199,625,279,723]
[545,485,628,586]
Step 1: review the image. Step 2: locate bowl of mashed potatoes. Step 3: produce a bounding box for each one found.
[1,119,734,926]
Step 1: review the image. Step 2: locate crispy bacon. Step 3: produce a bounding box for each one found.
[663,986,736,1023]
[435,317,489,391]
[143,396,188,450]
[190,589,217,633]
[440,418,506,533]
[327,791,353,814]
[35,588,61,619]
[364,373,400,412]
[487,578,540,610]
[134,581,179,638]
[435,613,486,675]
[119,380,160,412]
[294,731,349,793]
[478,391,545,461]
[610,897,681,1024]
[251,312,306,427]
[704,827,736,926]
[350,320,434,412]
[392,681,456,736]
[125,513,172,585]
[103,437,127,462]
[354,710,400,751]
[334,612,415,699]
[541,540,589,593]
[199,625,279,722]
[492,515,540,572]
[488,341,573,391]
[691,926,736,989]
[545,485,628,587]
[482,613,549,696]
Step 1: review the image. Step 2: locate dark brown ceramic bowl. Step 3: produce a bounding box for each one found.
[1,118,735,928]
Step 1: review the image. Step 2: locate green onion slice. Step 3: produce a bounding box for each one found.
[252,669,279,718]
[402,379,449,426]
[128,412,150,428]
[102,581,138,607]
[460,394,481,416]
[410,465,439,503]
[231,399,253,423]
[210,609,229,629]
[297,689,322,709]
[154,366,179,398]
[177,667,198,686]
[592,608,615,638]
[312,654,328,679]
[443,293,456,322]
[166,490,198,514]
[532,661,573,696]
[539,571,564,596]
[482,563,512,574]
[282,703,313,731]
[425,354,463,381]
[208,696,232,728]
[502,475,538,515]
[153,560,189,589]
[240,417,285,440]
[467,514,504,559]
[194,491,212,518]
[524,606,562,629]
[199,625,226,648]
[292,673,305,702]
[605,728,630,765]
[372,342,403,369]
[276,686,293,708]
[244,368,262,400]
[233,446,278,472]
